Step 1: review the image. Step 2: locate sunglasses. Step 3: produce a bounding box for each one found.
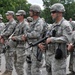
[51,11,57,14]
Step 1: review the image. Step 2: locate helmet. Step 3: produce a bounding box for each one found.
[27,17,33,22]
[50,3,65,12]
[30,5,41,13]
[5,11,14,16]
[16,10,26,16]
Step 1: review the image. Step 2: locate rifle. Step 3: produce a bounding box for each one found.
[19,36,48,62]
[29,36,48,47]
[8,31,16,40]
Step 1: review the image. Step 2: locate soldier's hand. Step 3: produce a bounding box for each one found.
[38,43,46,51]
[67,43,74,52]
[46,38,52,44]
[11,36,16,41]
[0,38,5,44]
[22,35,27,41]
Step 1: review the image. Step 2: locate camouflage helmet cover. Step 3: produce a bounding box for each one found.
[30,5,41,13]
[50,3,65,12]
[5,11,14,15]
[27,17,33,22]
[16,10,26,16]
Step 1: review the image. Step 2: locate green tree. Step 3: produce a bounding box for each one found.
[0,0,31,22]
[64,2,75,20]
[42,0,75,23]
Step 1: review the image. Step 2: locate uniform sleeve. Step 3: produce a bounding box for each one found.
[13,23,29,41]
[0,23,5,34]
[1,23,16,37]
[27,22,43,39]
[50,22,72,43]
[70,22,75,31]
[1,23,5,30]
[71,31,75,44]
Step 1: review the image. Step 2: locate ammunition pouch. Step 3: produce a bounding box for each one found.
[48,42,67,59]
[55,43,63,59]
[26,55,32,63]
[36,48,43,62]
[55,43,67,59]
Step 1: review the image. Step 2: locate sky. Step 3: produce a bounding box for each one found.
[27,0,44,9]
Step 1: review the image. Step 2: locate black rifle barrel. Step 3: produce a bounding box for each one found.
[30,36,48,47]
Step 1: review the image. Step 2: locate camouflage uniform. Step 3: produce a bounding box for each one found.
[68,31,75,73]
[11,10,29,75]
[68,17,75,74]
[68,18,75,74]
[69,21,75,31]
[46,3,72,75]
[26,17,45,75]
[25,5,47,75]
[1,11,16,75]
[0,14,5,72]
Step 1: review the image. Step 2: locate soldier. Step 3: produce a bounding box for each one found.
[9,10,29,75]
[0,14,5,74]
[68,31,75,75]
[44,3,72,75]
[0,11,16,75]
[68,15,75,75]
[22,5,46,75]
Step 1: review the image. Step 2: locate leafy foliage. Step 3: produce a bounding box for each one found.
[42,0,75,23]
[0,0,31,22]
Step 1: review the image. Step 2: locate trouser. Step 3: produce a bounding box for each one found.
[0,43,3,71]
[5,48,14,71]
[31,46,42,75]
[0,54,1,71]
[26,47,32,75]
[26,63,32,75]
[46,51,66,75]
[69,52,73,71]
[4,39,17,72]
[69,51,75,72]
[14,47,25,75]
